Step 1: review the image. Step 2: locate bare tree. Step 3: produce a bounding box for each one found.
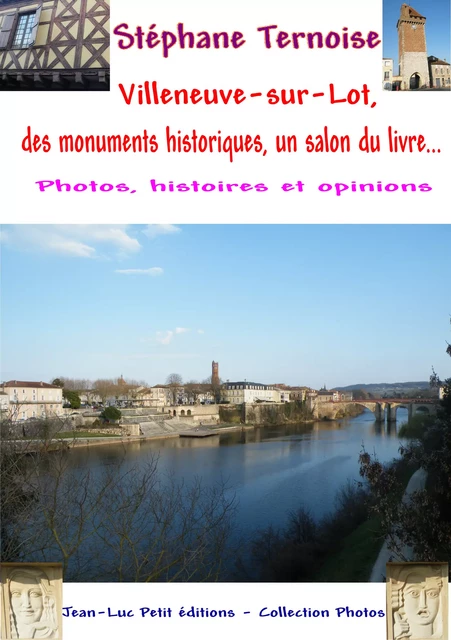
[202,375,223,404]
[93,379,119,404]
[166,373,183,405]
[123,378,148,388]
[0,417,237,581]
[184,380,203,404]
[0,412,76,561]
[51,377,148,405]
[51,378,93,392]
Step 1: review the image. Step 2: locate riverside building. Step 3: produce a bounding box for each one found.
[1,380,63,420]
[222,381,282,404]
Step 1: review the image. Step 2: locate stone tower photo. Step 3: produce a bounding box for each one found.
[212,361,219,386]
[397,4,429,89]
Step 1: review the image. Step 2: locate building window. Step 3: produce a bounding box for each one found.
[384,72,390,80]
[12,12,36,48]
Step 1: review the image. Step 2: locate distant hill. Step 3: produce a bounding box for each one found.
[335,381,430,396]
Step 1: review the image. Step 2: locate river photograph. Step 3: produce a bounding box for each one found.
[3,406,413,582]
[1,224,450,583]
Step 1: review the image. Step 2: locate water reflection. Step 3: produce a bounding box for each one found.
[62,408,407,537]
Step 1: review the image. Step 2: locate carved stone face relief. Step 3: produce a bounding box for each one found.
[1,564,62,639]
[387,563,449,640]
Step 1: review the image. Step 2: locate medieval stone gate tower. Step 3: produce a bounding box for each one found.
[397,4,429,89]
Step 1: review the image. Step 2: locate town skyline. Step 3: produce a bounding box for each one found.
[1,224,450,387]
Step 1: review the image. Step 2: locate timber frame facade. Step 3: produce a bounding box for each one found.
[0,0,109,90]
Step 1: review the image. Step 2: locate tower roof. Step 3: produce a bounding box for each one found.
[401,4,425,20]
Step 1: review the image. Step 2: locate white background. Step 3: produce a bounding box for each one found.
[1,0,450,637]
[1,0,450,222]
[61,582,389,639]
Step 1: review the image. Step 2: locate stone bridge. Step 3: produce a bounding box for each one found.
[309,398,439,422]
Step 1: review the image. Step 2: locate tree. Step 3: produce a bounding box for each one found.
[430,367,441,389]
[166,373,183,405]
[93,379,119,404]
[202,375,223,403]
[0,414,76,561]
[63,389,81,409]
[102,406,121,422]
[360,317,451,568]
[52,377,93,392]
[447,316,451,358]
[0,422,237,581]
[352,389,369,400]
[430,317,451,388]
[184,380,203,404]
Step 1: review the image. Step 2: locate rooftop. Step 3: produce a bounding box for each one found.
[2,380,61,389]
[226,381,274,388]
[401,4,425,19]
[429,58,450,66]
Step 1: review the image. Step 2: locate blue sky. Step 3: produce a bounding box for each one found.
[1,224,450,389]
[383,0,451,67]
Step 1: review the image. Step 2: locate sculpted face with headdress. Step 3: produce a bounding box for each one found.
[7,568,58,639]
[391,565,444,639]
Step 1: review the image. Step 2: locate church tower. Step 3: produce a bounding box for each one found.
[397,4,429,90]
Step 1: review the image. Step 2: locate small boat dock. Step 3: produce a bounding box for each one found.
[179,429,218,438]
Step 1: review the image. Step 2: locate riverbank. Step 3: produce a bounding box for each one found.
[316,457,418,582]
[3,422,259,450]
[370,467,427,581]
[5,411,372,451]
[70,422,256,446]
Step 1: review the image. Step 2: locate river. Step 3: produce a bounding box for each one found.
[65,407,407,545]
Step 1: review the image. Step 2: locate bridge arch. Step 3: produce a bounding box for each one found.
[310,398,438,423]
[312,400,387,422]
[409,403,435,419]
[385,403,407,422]
[413,405,430,414]
[349,401,386,422]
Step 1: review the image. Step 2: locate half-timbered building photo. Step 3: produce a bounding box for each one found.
[0,0,109,90]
